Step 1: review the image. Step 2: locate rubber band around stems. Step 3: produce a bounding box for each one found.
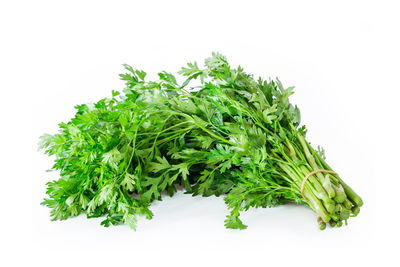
[301,169,337,199]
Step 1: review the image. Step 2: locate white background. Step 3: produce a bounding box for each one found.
[1,0,399,266]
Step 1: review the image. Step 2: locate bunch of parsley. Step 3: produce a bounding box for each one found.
[39,53,362,230]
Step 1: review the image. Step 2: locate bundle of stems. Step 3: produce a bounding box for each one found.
[273,133,363,229]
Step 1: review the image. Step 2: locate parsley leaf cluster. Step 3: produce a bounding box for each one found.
[39,52,362,230]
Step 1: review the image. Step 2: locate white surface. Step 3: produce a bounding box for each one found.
[1,0,399,266]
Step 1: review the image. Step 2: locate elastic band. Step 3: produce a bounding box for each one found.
[301,169,337,199]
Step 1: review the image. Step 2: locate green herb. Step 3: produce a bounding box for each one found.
[39,52,362,230]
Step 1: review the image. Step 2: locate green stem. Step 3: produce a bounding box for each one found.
[169,111,235,146]
[297,134,332,194]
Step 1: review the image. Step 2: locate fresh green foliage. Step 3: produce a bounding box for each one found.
[39,52,363,230]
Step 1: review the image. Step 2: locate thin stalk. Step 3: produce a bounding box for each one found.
[332,183,346,203]
[297,134,333,194]
[323,174,336,198]
[343,199,353,210]
[351,207,360,217]
[317,217,326,230]
[169,111,235,146]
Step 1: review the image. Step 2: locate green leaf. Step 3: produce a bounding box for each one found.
[224,213,247,230]
[121,173,137,191]
[171,163,190,181]
[125,214,137,230]
[148,156,170,173]
[141,183,161,202]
